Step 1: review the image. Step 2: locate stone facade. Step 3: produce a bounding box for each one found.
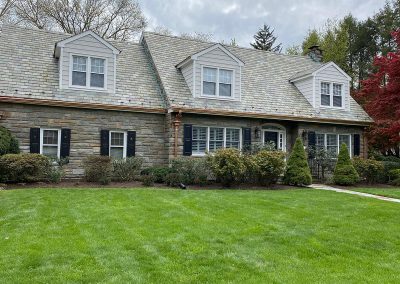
[0,103,168,178]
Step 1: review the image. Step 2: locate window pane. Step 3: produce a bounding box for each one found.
[111,132,124,146]
[339,135,350,150]
[219,83,231,97]
[42,145,58,158]
[203,81,216,96]
[192,126,207,154]
[73,56,87,72]
[316,133,325,151]
[321,94,330,106]
[203,67,217,82]
[91,58,105,74]
[219,69,232,84]
[327,134,338,155]
[226,128,240,149]
[110,147,124,159]
[333,96,342,107]
[43,130,58,145]
[90,73,104,88]
[209,127,224,152]
[321,82,330,94]
[333,84,342,96]
[72,71,86,86]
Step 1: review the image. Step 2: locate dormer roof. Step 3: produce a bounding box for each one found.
[289,62,351,82]
[54,30,121,58]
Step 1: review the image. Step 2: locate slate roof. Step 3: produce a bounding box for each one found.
[0,25,165,110]
[143,32,372,124]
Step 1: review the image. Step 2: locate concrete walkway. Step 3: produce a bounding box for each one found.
[308,184,400,203]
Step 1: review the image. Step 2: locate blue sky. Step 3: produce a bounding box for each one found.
[138,0,385,49]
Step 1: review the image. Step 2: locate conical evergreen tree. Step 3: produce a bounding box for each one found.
[333,143,359,185]
[283,137,312,186]
[250,24,282,52]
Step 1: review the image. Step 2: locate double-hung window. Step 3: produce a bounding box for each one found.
[40,129,61,158]
[192,126,241,155]
[320,82,343,108]
[315,133,352,156]
[109,131,126,159]
[72,55,105,89]
[202,67,233,97]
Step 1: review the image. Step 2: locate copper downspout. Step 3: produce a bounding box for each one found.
[172,111,182,157]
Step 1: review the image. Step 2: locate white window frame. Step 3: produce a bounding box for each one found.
[319,81,345,109]
[69,54,108,91]
[262,127,287,151]
[191,126,242,156]
[315,133,352,157]
[40,128,61,159]
[200,65,235,99]
[109,131,127,159]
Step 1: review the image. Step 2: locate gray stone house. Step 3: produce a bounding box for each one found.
[0,25,372,178]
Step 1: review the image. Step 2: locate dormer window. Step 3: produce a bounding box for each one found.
[202,67,233,97]
[71,55,106,89]
[320,82,343,108]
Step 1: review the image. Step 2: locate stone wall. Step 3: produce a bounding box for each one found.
[0,103,169,178]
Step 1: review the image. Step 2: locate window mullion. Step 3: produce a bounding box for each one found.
[207,127,210,153]
[86,57,90,88]
[223,128,226,148]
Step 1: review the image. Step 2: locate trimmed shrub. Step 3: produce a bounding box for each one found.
[207,148,246,187]
[0,153,50,183]
[0,126,20,155]
[253,150,285,185]
[389,169,400,186]
[83,155,112,184]
[141,174,155,187]
[170,157,209,185]
[112,157,143,182]
[140,166,172,183]
[283,137,312,186]
[165,172,183,187]
[352,157,384,184]
[333,143,359,186]
[47,158,68,183]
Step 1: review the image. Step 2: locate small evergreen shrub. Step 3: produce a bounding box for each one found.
[47,158,68,183]
[0,153,50,183]
[333,143,359,185]
[388,169,400,186]
[253,150,285,185]
[170,157,209,185]
[141,174,155,186]
[0,126,20,155]
[352,157,384,184]
[112,157,143,182]
[83,155,112,184]
[140,166,172,183]
[283,137,312,186]
[207,148,246,187]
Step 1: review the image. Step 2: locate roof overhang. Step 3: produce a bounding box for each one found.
[170,107,373,126]
[54,30,121,58]
[176,43,245,69]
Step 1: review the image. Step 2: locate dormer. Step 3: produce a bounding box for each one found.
[176,44,244,101]
[289,62,351,111]
[54,30,120,93]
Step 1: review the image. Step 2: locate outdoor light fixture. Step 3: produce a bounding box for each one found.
[255,127,261,139]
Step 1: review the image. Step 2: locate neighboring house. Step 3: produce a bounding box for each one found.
[0,25,372,178]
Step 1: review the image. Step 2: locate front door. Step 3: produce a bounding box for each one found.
[264,131,278,149]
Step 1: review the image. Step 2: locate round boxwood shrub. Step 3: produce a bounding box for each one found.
[333,143,359,185]
[207,148,246,187]
[283,137,312,186]
[0,126,20,155]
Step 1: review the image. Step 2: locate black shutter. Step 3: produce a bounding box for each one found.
[30,128,40,153]
[353,134,361,156]
[100,130,110,156]
[183,124,192,156]
[307,131,316,158]
[60,128,71,158]
[127,131,136,157]
[242,128,251,148]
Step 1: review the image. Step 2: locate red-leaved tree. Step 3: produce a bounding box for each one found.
[355,30,400,156]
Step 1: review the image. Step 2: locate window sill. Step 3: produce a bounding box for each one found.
[192,153,207,157]
[68,86,108,93]
[319,105,346,110]
[199,95,239,101]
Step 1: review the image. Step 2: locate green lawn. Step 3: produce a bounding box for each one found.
[350,187,400,199]
[1,188,400,283]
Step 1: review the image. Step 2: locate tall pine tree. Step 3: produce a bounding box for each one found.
[251,24,282,52]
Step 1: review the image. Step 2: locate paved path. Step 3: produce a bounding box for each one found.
[308,184,400,203]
